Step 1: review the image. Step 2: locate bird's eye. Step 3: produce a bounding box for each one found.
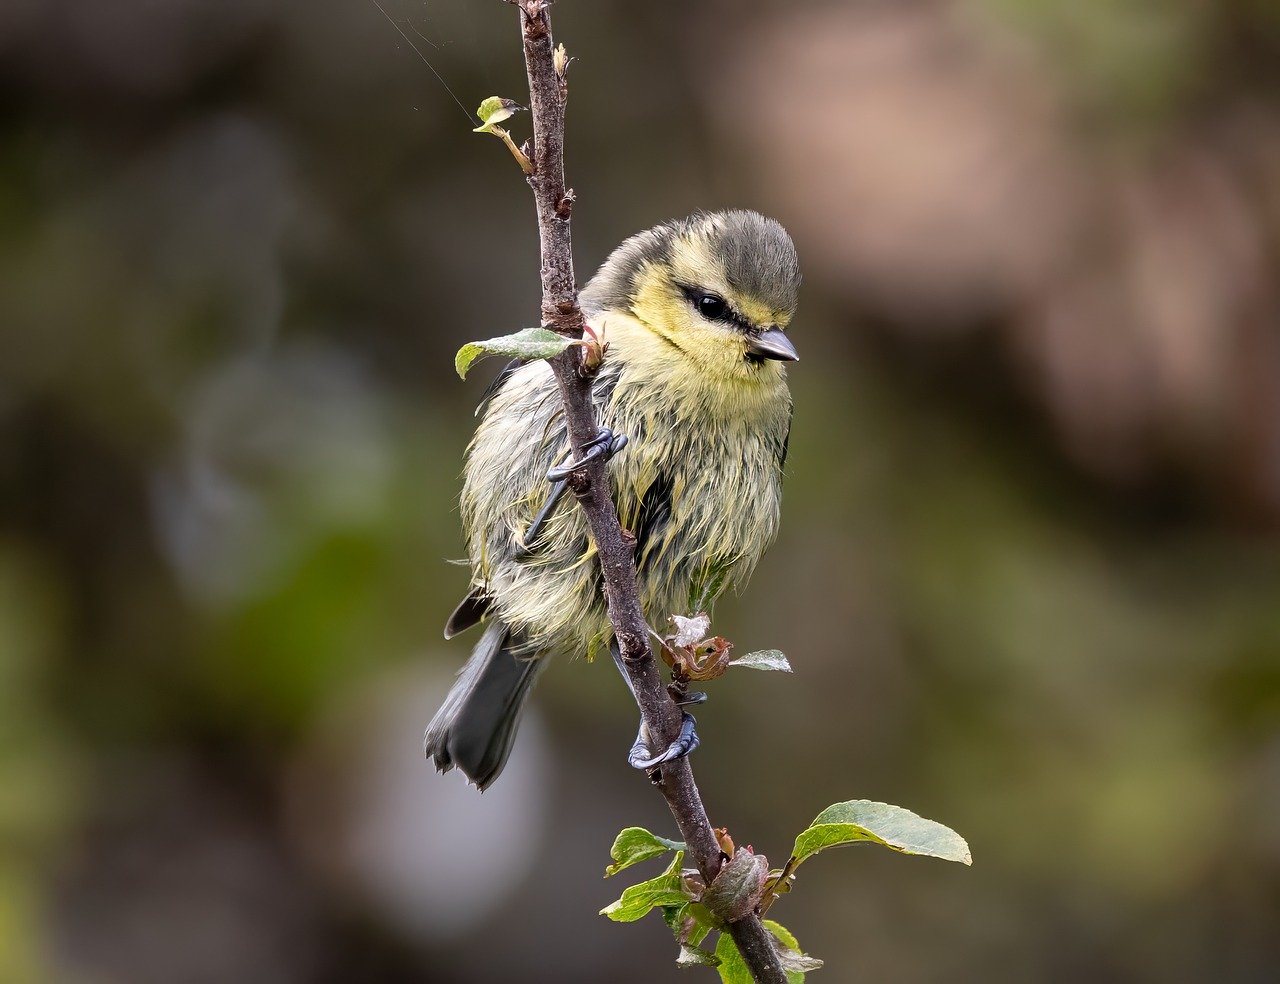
[696,294,727,320]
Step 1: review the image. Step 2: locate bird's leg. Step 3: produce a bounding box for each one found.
[545,426,628,482]
[522,428,629,551]
[611,641,701,772]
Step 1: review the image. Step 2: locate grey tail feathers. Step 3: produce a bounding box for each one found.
[423,622,546,790]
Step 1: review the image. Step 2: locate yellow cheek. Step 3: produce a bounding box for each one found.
[629,264,748,372]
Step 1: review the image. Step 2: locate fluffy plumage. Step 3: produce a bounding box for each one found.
[425,210,799,788]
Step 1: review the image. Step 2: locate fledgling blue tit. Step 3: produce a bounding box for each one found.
[425,210,800,789]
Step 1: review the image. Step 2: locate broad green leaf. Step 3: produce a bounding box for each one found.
[730,650,792,672]
[701,848,768,924]
[764,921,822,981]
[606,827,685,878]
[473,95,524,130]
[792,800,972,867]
[455,328,574,379]
[600,852,691,923]
[676,944,720,968]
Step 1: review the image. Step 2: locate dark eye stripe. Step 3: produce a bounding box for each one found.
[677,284,751,330]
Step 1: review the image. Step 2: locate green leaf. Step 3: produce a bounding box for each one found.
[714,921,821,983]
[606,827,685,878]
[764,921,823,981]
[473,95,524,130]
[600,852,691,923]
[676,944,720,968]
[730,650,792,672]
[714,932,754,984]
[455,328,574,379]
[792,800,972,867]
[664,903,713,947]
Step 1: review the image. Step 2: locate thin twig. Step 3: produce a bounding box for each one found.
[508,2,787,981]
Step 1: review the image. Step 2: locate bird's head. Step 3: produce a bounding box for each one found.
[581,210,800,379]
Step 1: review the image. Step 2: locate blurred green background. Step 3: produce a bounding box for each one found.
[2,0,1279,981]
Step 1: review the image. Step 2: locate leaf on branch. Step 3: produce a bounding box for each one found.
[663,902,714,948]
[764,920,824,978]
[553,43,574,79]
[791,800,972,868]
[730,649,792,673]
[455,328,577,379]
[605,826,685,878]
[473,95,525,129]
[471,96,532,173]
[676,944,720,968]
[714,921,819,984]
[600,852,692,923]
[700,848,769,925]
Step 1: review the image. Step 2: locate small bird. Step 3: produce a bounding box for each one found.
[425,210,800,789]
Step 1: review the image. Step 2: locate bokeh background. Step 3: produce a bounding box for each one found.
[3,0,1280,981]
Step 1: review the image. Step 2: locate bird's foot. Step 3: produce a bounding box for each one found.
[546,426,629,482]
[628,712,700,771]
[523,428,629,551]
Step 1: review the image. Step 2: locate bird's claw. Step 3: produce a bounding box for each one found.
[523,428,628,551]
[628,712,700,771]
[546,427,628,482]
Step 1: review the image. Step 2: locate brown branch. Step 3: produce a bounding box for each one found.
[509,2,787,981]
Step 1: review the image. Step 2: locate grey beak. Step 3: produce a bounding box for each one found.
[746,327,799,362]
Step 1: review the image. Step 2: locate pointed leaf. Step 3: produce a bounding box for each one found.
[676,944,720,968]
[792,800,971,867]
[730,650,792,672]
[714,920,819,983]
[605,827,685,877]
[600,852,691,923]
[764,920,823,980]
[455,328,574,379]
[474,95,524,129]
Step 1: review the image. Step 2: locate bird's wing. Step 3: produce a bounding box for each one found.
[633,472,674,568]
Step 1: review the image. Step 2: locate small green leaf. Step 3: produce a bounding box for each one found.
[713,933,754,984]
[766,921,823,975]
[455,328,574,379]
[685,900,726,932]
[764,921,823,981]
[663,903,713,947]
[474,95,524,130]
[676,944,720,968]
[791,800,972,867]
[714,921,820,983]
[605,827,685,877]
[701,848,768,924]
[600,852,691,923]
[730,650,792,672]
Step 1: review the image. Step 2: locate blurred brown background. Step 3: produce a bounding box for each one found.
[2,0,1279,981]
